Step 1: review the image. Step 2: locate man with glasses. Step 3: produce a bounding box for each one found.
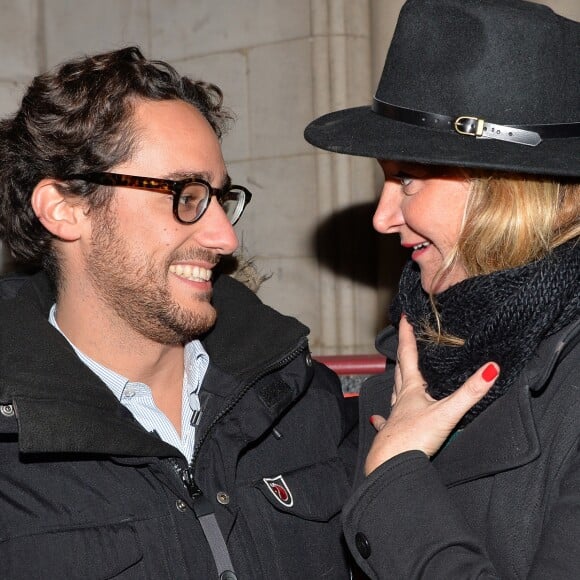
[0,47,354,579]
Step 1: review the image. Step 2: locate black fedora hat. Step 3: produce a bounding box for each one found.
[304,0,580,177]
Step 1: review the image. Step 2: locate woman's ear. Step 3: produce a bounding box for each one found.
[31,179,86,241]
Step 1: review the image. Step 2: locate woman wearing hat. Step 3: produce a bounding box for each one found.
[305,0,579,578]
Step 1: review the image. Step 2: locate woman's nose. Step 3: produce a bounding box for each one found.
[373,180,405,234]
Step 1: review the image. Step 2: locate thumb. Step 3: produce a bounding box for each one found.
[443,363,499,423]
[369,414,387,431]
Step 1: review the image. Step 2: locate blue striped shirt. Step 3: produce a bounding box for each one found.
[49,305,208,461]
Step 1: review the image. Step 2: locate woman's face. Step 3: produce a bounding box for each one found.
[374,160,471,294]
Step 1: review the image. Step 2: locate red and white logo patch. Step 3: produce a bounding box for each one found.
[263,475,294,507]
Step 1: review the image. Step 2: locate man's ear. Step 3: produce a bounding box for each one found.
[31,179,86,241]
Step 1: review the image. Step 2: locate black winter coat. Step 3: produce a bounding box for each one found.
[343,319,580,579]
[0,272,356,579]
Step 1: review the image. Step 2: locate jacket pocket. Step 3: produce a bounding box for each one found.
[0,519,143,580]
[255,456,348,521]
[236,457,351,579]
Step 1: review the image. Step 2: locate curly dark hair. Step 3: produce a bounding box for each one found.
[0,46,233,278]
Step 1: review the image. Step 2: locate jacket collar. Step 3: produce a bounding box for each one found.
[435,319,580,485]
[374,319,580,485]
[203,273,309,382]
[434,376,539,486]
[0,271,310,457]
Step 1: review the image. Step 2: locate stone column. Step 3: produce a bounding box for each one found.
[309,0,380,353]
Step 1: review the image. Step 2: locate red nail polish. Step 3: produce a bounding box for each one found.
[482,364,499,382]
[369,416,375,426]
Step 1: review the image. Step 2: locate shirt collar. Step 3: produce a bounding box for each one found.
[48,304,209,401]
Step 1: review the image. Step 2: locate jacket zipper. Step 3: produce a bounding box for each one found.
[170,449,238,578]
[176,338,309,497]
[171,457,203,500]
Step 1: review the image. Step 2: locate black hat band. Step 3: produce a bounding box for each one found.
[372,98,580,147]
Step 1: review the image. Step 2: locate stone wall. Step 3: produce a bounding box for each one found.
[1,0,578,353]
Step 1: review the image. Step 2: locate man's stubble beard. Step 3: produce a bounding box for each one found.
[87,209,217,345]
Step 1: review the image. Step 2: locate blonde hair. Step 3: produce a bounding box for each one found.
[457,174,579,275]
[425,173,579,345]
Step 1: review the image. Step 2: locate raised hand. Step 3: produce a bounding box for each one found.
[365,316,499,475]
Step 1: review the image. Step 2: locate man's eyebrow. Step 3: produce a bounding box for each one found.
[164,171,231,189]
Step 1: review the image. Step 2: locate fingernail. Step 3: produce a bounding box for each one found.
[369,415,376,426]
[482,363,499,382]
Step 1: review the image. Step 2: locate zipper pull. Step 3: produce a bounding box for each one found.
[181,467,213,518]
[176,464,238,578]
[178,464,203,500]
[175,463,213,518]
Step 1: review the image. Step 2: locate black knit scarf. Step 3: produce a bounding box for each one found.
[390,240,579,426]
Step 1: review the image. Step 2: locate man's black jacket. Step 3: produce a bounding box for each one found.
[0,271,357,579]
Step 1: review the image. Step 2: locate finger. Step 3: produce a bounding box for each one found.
[396,317,431,397]
[369,414,387,431]
[440,363,500,424]
[397,316,419,375]
[396,315,420,373]
[393,358,403,398]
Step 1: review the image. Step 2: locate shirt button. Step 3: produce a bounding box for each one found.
[355,532,371,559]
[217,491,230,505]
[1,404,15,417]
[124,388,136,398]
[175,499,188,512]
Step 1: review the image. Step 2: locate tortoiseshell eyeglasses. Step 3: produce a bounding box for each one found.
[64,172,252,225]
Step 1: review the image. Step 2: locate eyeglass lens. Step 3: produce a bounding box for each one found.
[220,189,246,224]
[177,183,246,224]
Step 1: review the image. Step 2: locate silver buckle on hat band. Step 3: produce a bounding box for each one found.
[454,116,542,146]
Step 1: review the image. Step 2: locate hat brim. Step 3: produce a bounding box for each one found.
[304,106,580,178]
